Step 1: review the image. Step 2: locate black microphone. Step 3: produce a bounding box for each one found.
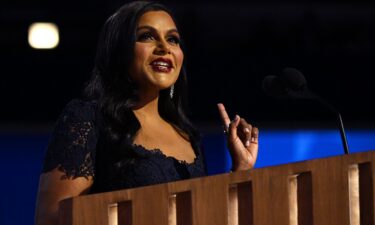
[262,75,288,98]
[262,68,350,155]
[281,67,307,91]
[262,69,313,99]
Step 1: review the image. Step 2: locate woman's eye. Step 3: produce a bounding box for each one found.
[138,32,154,41]
[168,36,180,45]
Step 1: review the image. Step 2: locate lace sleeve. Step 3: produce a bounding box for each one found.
[42,99,98,180]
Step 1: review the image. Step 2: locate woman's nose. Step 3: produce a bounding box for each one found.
[154,40,170,55]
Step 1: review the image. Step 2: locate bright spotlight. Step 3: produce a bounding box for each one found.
[28,22,59,49]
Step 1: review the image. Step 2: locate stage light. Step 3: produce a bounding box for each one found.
[28,22,59,49]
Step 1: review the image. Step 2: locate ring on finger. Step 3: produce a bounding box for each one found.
[223,124,230,134]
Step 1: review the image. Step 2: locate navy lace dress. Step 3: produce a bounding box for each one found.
[42,99,206,194]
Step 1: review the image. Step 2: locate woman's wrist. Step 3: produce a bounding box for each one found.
[231,162,253,172]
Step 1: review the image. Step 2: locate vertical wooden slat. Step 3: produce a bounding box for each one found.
[359,163,374,225]
[312,157,350,225]
[237,182,253,225]
[252,169,290,225]
[192,175,229,225]
[348,164,360,225]
[118,201,132,225]
[168,195,177,225]
[176,191,193,225]
[64,198,109,225]
[288,175,298,225]
[228,184,238,225]
[132,185,169,225]
[297,172,313,225]
[108,203,118,225]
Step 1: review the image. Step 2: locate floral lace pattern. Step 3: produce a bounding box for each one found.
[98,144,206,192]
[42,100,97,179]
[41,99,206,192]
[71,121,93,148]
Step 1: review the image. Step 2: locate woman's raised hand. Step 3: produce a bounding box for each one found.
[217,103,259,171]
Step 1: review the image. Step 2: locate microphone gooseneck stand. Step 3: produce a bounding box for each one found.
[262,68,350,155]
[313,93,350,155]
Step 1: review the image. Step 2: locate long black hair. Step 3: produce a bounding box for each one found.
[83,1,200,153]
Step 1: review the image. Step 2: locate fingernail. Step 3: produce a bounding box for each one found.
[245,140,250,147]
[234,115,239,121]
[251,137,255,142]
[244,128,250,133]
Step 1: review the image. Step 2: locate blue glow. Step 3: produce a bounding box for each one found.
[202,129,375,173]
[0,129,375,225]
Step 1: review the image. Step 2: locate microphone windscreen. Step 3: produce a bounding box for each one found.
[262,75,288,97]
[282,67,307,91]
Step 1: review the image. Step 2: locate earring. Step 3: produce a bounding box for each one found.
[170,85,174,99]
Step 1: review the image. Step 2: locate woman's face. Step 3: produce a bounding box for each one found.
[129,10,184,92]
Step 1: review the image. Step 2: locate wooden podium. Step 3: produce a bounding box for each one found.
[59,151,375,225]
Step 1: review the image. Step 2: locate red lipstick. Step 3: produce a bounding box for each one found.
[150,58,173,73]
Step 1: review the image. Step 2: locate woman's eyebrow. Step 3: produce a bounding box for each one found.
[136,25,179,35]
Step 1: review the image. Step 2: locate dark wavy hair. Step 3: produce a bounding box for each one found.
[83,1,200,154]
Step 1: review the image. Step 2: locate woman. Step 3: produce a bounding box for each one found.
[35,1,259,225]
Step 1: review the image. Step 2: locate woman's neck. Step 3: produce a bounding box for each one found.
[132,90,163,123]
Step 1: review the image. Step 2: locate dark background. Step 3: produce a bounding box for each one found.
[1,1,375,225]
[2,0,375,129]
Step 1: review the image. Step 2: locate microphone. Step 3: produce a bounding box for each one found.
[281,67,316,99]
[281,67,307,91]
[262,68,313,99]
[262,75,288,98]
[262,68,350,155]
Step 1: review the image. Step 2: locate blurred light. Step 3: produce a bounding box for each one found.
[28,23,59,49]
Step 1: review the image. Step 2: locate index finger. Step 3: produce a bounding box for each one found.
[217,103,231,125]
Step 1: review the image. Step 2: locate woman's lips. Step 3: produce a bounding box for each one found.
[151,65,172,73]
[150,58,173,73]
